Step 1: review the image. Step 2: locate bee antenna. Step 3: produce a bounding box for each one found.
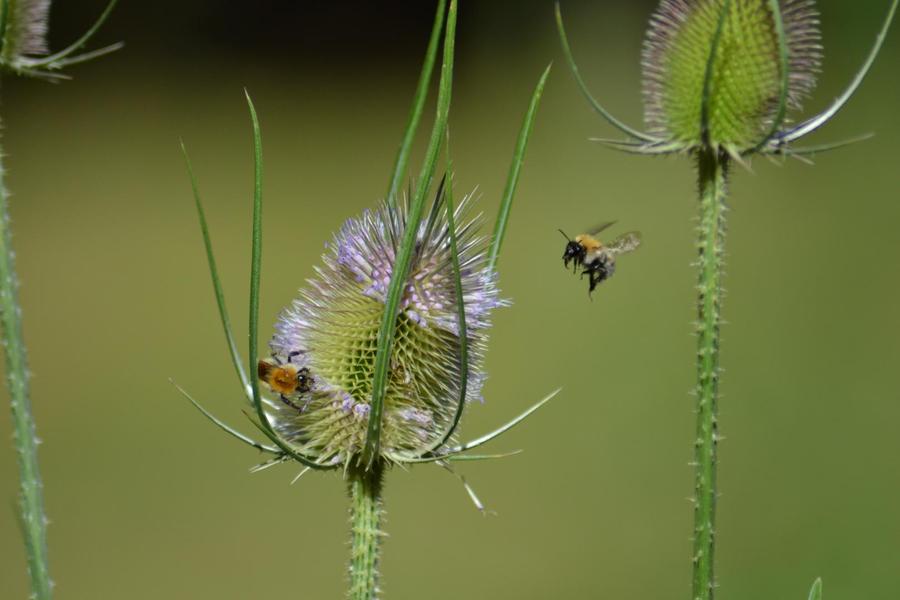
[558,229,572,242]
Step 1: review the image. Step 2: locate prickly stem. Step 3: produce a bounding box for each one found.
[348,461,385,599]
[691,147,728,600]
[0,138,52,598]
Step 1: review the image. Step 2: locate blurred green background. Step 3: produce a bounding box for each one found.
[1,1,898,598]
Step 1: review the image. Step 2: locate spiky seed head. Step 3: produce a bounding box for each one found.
[642,0,822,151]
[265,191,504,467]
[1,0,51,63]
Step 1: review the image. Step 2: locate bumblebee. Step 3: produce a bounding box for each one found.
[258,351,314,412]
[560,222,641,295]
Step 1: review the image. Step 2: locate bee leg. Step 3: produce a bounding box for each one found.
[587,264,606,293]
[286,349,305,364]
[279,394,304,412]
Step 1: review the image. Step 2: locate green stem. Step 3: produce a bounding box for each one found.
[691,148,728,600]
[0,142,52,598]
[348,462,385,600]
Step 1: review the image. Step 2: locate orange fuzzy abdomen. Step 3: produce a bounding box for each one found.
[258,361,300,395]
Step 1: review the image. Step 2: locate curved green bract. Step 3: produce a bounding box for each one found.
[181,141,252,399]
[385,0,446,207]
[173,380,279,454]
[243,92,335,472]
[779,0,899,144]
[488,63,551,272]
[555,2,659,143]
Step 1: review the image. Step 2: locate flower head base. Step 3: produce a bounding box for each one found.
[265,190,504,467]
[642,0,821,152]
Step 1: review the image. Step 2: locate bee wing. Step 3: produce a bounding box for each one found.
[586,221,617,237]
[257,359,275,381]
[606,231,642,255]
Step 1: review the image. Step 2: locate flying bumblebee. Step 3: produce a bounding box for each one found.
[258,351,315,412]
[559,222,642,295]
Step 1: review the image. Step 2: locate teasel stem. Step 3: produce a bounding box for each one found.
[348,460,386,600]
[0,143,52,598]
[691,147,728,600]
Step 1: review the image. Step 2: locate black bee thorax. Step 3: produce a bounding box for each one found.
[296,367,314,394]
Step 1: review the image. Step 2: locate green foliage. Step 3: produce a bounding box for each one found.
[808,578,823,600]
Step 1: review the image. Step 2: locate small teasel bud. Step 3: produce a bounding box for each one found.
[265,188,505,467]
[0,0,51,61]
[642,0,822,151]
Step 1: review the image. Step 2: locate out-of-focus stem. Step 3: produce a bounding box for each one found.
[0,140,52,599]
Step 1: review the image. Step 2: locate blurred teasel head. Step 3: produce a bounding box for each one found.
[642,0,821,152]
[264,185,505,466]
[557,0,898,159]
[0,0,121,78]
[0,0,51,61]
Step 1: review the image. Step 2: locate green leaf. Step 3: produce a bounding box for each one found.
[363,0,458,468]
[181,140,252,400]
[807,577,822,600]
[385,0,447,207]
[488,63,551,272]
[554,2,659,143]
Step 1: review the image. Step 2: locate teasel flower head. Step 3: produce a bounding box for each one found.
[556,0,898,160]
[265,188,505,467]
[0,0,122,79]
[180,2,555,595]
[180,3,556,505]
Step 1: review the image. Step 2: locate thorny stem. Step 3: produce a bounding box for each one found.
[691,148,728,600]
[348,461,386,600]
[0,142,52,598]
